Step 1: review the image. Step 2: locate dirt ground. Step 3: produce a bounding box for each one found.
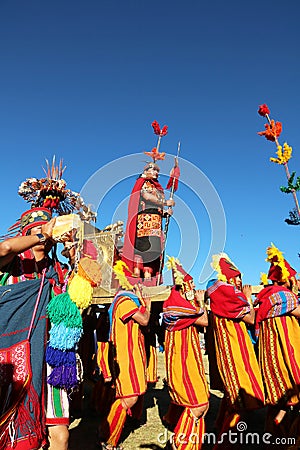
[68,351,270,450]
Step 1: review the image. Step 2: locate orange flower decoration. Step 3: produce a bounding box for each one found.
[257,119,282,142]
[144,147,166,162]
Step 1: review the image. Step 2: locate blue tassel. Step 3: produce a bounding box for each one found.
[49,323,83,350]
[45,345,77,367]
[47,364,78,390]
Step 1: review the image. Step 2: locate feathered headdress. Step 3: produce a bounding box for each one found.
[261,243,297,283]
[113,260,142,290]
[18,156,96,221]
[211,252,241,282]
[166,256,193,293]
[4,156,96,239]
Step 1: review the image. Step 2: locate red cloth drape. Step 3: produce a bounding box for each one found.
[122,177,164,272]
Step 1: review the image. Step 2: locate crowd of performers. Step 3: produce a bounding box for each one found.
[0,146,300,450]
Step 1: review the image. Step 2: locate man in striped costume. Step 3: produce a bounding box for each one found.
[98,261,151,450]
[163,257,209,450]
[255,244,300,443]
[206,253,265,443]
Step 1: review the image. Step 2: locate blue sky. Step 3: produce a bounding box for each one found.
[1,0,299,287]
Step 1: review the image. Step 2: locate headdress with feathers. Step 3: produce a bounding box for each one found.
[260,243,297,284]
[166,256,193,292]
[113,260,142,290]
[211,252,241,282]
[4,156,96,239]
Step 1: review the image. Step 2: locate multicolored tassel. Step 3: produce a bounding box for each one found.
[47,364,78,389]
[68,273,93,309]
[45,346,77,367]
[49,323,83,350]
[47,291,83,328]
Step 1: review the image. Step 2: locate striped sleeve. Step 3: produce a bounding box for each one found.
[118,298,139,322]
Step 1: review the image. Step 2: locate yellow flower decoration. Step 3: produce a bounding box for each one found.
[270,142,292,165]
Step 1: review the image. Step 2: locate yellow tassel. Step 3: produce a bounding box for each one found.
[68,273,93,309]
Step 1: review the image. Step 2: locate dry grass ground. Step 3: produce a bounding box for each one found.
[68,351,226,450]
[69,350,282,450]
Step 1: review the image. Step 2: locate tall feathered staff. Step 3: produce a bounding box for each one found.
[157,142,181,285]
[257,104,300,225]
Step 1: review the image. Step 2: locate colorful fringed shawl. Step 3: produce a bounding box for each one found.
[108,291,147,398]
[163,287,203,331]
[254,284,299,335]
[206,279,251,319]
[255,285,300,406]
[163,288,209,408]
[0,268,55,450]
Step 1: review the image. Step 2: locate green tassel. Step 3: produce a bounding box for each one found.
[47,291,83,328]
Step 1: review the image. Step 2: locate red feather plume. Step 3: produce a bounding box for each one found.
[166,164,180,192]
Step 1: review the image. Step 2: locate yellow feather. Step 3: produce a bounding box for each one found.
[266,243,290,283]
[113,260,134,290]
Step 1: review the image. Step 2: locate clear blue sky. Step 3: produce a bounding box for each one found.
[1,0,299,287]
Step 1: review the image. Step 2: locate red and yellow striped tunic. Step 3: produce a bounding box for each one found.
[207,279,265,410]
[165,325,209,408]
[212,315,265,410]
[163,288,209,408]
[259,315,300,406]
[110,295,147,398]
[255,284,300,406]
